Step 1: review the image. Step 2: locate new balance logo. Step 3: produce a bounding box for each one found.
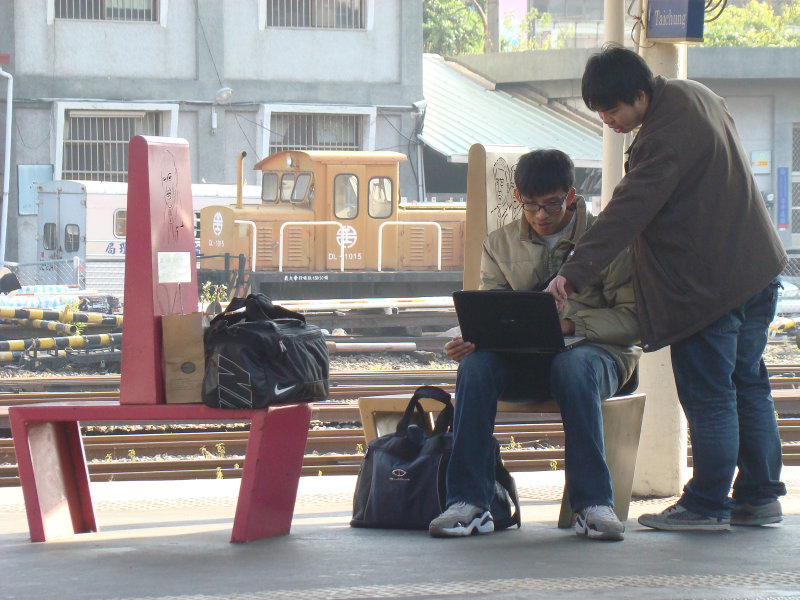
[216,355,253,408]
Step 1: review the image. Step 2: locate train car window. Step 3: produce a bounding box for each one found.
[280,173,296,202]
[113,209,127,237]
[368,177,393,218]
[64,224,80,253]
[43,222,58,250]
[292,173,311,202]
[262,172,279,202]
[334,174,359,219]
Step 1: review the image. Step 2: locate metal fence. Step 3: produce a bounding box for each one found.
[3,259,85,289]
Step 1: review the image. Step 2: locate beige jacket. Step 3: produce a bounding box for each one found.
[480,197,641,385]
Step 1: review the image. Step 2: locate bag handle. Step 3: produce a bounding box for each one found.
[244,293,307,324]
[495,459,522,529]
[396,386,453,434]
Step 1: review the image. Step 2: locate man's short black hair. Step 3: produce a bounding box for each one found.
[514,149,574,198]
[582,43,655,112]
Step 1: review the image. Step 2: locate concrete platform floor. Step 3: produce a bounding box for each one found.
[2,467,800,600]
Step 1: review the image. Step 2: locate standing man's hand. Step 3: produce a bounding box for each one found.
[444,336,475,363]
[545,275,575,312]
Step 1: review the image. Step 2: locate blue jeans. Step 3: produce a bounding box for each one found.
[446,344,621,512]
[671,278,786,518]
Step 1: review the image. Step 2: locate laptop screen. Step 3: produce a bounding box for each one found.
[452,290,585,353]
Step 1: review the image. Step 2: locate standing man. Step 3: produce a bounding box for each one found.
[546,44,786,531]
[429,149,640,541]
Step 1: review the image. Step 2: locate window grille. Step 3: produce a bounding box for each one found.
[269,113,362,154]
[62,111,161,182]
[54,0,159,22]
[266,0,364,29]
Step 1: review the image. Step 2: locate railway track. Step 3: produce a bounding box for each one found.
[1,412,799,486]
[3,362,800,485]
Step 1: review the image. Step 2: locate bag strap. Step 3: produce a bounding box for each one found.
[494,459,522,529]
[244,293,307,324]
[396,386,453,434]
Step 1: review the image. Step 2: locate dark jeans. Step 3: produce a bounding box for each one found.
[445,344,621,512]
[671,278,787,518]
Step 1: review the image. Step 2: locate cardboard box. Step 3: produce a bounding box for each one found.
[161,312,205,404]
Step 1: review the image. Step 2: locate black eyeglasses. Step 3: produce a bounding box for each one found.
[520,192,568,215]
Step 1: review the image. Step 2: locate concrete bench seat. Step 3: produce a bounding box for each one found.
[9,400,311,543]
[358,391,646,529]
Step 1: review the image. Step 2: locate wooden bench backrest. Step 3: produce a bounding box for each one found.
[464,144,529,290]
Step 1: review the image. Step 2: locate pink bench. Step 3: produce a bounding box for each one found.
[9,401,311,543]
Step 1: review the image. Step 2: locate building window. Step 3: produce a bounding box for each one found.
[269,113,362,154]
[266,0,364,29]
[54,0,160,22]
[62,111,161,182]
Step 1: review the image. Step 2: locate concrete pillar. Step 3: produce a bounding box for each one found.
[601,0,686,497]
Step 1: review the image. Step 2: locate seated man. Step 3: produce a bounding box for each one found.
[429,149,641,541]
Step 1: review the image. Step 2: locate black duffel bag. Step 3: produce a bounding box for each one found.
[350,385,521,530]
[202,293,329,408]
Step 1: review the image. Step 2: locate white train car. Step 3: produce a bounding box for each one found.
[83,181,261,304]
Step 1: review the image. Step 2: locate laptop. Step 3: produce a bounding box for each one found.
[452,290,586,353]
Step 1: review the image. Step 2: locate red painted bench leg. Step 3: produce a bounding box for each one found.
[231,403,312,543]
[10,413,96,542]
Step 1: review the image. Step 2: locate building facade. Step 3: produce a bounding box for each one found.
[0,0,424,264]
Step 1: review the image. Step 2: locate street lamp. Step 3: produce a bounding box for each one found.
[211,87,233,133]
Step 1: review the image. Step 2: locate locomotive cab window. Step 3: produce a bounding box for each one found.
[280,173,296,202]
[113,209,127,237]
[292,173,311,202]
[64,224,81,253]
[334,173,359,219]
[262,172,279,202]
[368,177,393,218]
[43,222,58,250]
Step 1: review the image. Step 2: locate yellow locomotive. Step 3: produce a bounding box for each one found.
[198,150,466,299]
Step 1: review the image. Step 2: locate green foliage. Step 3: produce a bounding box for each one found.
[200,281,228,304]
[500,436,523,451]
[423,0,485,55]
[703,0,800,47]
[500,9,568,51]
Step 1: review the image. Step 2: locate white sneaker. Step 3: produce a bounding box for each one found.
[429,501,494,538]
[574,505,625,541]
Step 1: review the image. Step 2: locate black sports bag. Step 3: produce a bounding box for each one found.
[202,293,329,408]
[350,386,521,530]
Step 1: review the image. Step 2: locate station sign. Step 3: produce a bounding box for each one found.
[646,0,704,43]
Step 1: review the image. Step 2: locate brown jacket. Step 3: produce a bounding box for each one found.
[560,76,786,352]
[481,197,641,385]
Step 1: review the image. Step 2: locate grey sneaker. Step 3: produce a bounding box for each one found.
[731,500,782,526]
[429,502,494,538]
[638,503,730,531]
[574,505,625,541]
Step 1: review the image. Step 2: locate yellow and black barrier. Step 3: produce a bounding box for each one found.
[0,333,122,353]
[4,318,78,335]
[0,307,123,326]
